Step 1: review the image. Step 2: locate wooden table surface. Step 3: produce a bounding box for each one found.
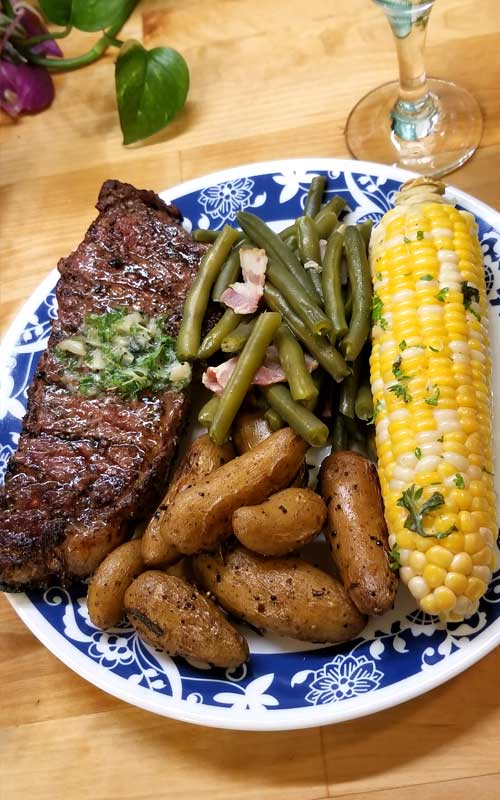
[2,1,500,797]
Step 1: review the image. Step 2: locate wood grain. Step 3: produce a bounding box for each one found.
[1,1,500,797]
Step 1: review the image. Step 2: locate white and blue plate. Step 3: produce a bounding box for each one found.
[2,158,500,730]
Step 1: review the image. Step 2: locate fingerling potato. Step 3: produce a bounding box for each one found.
[232,488,326,556]
[319,450,397,615]
[125,571,248,668]
[87,539,144,628]
[233,410,273,454]
[142,434,234,567]
[193,546,366,643]
[233,410,307,486]
[160,428,307,555]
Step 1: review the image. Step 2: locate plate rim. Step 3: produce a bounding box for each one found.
[3,156,500,731]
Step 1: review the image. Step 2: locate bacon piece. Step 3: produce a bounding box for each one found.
[202,346,318,396]
[220,248,268,313]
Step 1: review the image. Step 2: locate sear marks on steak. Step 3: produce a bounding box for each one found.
[0,180,207,591]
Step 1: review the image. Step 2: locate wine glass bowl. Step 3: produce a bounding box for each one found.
[345,0,482,176]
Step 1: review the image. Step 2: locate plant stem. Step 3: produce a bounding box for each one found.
[19,20,124,71]
[103,33,124,48]
[23,25,72,47]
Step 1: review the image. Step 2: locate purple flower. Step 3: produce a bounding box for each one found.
[0,59,54,115]
[13,3,62,57]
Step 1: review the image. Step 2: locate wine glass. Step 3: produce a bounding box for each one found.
[345,0,482,176]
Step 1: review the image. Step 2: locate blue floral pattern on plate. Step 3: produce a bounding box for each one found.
[1,159,500,730]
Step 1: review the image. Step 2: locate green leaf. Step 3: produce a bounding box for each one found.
[396,485,453,539]
[454,473,465,489]
[39,0,72,25]
[72,0,137,33]
[389,547,400,572]
[425,385,440,406]
[116,41,189,145]
[40,0,137,31]
[435,287,449,302]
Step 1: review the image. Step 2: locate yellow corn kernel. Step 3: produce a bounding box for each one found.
[458,511,475,534]
[444,572,468,595]
[420,593,438,615]
[464,532,484,554]
[409,551,427,573]
[433,586,456,612]
[426,545,453,569]
[442,531,465,554]
[465,577,486,602]
[423,564,446,589]
[450,552,473,575]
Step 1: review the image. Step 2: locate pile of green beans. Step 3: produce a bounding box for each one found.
[176,175,375,450]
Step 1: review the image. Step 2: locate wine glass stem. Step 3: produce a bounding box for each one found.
[383,4,437,140]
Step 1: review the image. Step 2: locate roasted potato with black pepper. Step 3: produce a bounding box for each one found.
[233,410,273,454]
[232,488,326,556]
[193,546,366,643]
[319,450,398,615]
[87,539,144,629]
[125,571,248,668]
[142,434,234,566]
[159,428,307,555]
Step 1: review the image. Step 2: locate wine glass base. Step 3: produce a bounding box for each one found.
[345,78,483,177]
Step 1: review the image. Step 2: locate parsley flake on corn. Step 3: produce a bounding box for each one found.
[369,177,497,622]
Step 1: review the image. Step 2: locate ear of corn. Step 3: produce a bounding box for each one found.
[369,177,497,621]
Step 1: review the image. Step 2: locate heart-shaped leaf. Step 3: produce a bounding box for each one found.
[39,0,137,32]
[39,0,72,26]
[115,41,189,145]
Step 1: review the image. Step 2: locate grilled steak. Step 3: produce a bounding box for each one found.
[0,180,207,591]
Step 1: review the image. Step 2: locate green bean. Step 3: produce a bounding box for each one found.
[275,324,318,403]
[343,416,368,455]
[296,215,323,301]
[198,396,220,427]
[266,259,331,337]
[367,427,378,463]
[192,228,219,243]
[262,384,329,447]
[209,312,282,445]
[339,359,361,419]
[332,414,348,452]
[264,407,284,431]
[237,211,318,304]
[221,318,257,353]
[263,283,350,382]
[177,226,240,361]
[357,219,373,248]
[343,415,365,442]
[193,229,246,244]
[284,234,298,251]
[297,215,321,263]
[322,231,348,341]
[341,226,372,362]
[314,209,339,240]
[319,195,347,217]
[309,269,324,302]
[304,175,326,218]
[279,222,296,240]
[355,380,374,422]
[212,238,250,302]
[343,281,353,317]
[197,309,243,360]
[301,371,322,412]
